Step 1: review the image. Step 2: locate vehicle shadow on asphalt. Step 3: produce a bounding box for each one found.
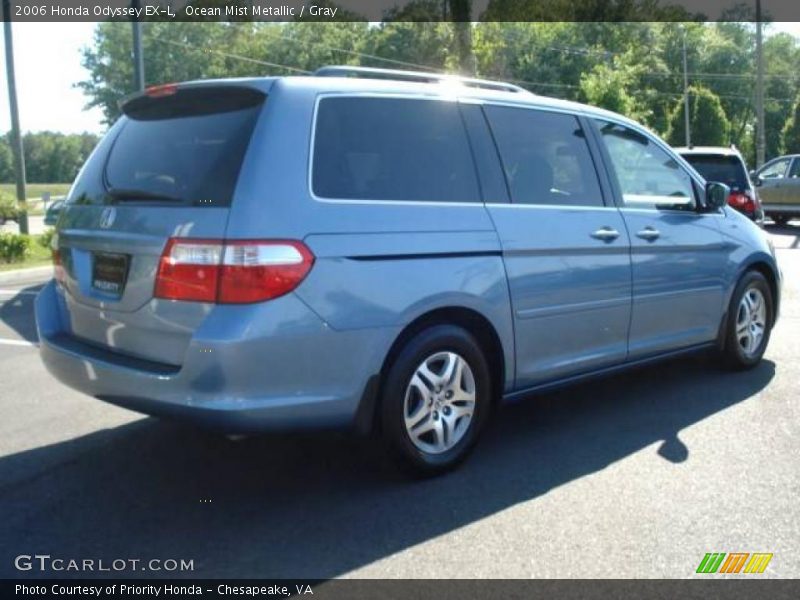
[766,222,800,248]
[0,284,43,344]
[0,354,775,578]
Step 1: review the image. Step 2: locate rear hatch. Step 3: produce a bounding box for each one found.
[681,152,759,214]
[55,83,266,366]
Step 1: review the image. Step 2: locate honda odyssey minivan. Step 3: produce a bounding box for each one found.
[36,66,781,475]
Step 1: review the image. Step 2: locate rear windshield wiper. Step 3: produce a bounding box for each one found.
[105,186,184,203]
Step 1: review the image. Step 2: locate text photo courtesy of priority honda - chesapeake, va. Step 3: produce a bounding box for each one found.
[1,1,799,598]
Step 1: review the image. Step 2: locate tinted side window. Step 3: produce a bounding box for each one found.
[485,106,603,206]
[761,158,791,179]
[595,120,695,211]
[790,159,800,179]
[312,97,480,203]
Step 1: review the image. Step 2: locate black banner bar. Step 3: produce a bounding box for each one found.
[4,579,800,600]
[3,0,800,23]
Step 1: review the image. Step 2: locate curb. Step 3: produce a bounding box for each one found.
[0,265,52,286]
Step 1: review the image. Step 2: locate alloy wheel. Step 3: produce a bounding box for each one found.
[736,287,767,357]
[403,351,476,454]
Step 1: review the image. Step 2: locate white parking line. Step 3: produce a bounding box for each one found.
[0,338,38,347]
[0,290,39,296]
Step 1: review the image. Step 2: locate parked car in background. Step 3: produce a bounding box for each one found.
[676,146,763,223]
[751,154,800,226]
[36,67,781,475]
[44,199,65,227]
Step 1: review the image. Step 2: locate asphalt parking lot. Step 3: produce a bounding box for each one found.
[0,225,798,580]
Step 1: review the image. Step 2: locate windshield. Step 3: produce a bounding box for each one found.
[102,86,264,207]
[682,154,748,191]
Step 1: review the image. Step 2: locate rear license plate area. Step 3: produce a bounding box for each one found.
[92,253,129,296]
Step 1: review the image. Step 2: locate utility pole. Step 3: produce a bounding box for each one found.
[682,27,692,148]
[755,0,766,167]
[2,0,28,234]
[449,0,476,75]
[131,0,145,91]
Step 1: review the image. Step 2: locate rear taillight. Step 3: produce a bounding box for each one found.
[51,233,65,284]
[218,241,315,304]
[52,250,65,284]
[155,239,222,302]
[154,238,314,304]
[728,192,756,215]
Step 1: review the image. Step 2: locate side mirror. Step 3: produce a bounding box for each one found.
[753,174,763,187]
[704,182,730,211]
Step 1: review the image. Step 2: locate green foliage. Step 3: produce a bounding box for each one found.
[0,191,20,221]
[480,0,695,21]
[579,58,649,121]
[0,232,30,263]
[666,85,732,147]
[38,228,56,250]
[783,96,800,155]
[0,140,13,182]
[0,132,99,184]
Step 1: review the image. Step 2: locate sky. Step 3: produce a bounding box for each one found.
[1,21,800,136]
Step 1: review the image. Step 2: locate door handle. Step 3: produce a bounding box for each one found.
[636,227,661,241]
[591,227,620,242]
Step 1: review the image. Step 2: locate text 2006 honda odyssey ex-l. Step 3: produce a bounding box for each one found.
[36,66,781,475]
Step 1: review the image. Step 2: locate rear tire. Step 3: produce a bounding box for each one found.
[772,215,790,226]
[380,324,492,477]
[720,271,773,370]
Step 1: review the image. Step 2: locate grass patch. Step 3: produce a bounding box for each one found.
[0,183,71,202]
[0,233,52,272]
[0,183,70,216]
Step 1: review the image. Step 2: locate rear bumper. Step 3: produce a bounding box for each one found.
[35,281,396,433]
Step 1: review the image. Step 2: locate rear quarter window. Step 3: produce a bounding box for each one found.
[312,96,480,203]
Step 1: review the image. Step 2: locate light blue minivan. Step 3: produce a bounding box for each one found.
[36,67,781,474]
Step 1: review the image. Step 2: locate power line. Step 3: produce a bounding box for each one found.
[270,32,441,72]
[152,37,312,74]
[641,71,800,80]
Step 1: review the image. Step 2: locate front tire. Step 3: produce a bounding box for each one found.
[380,325,492,476]
[721,271,773,370]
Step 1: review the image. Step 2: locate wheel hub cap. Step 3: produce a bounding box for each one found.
[403,351,476,455]
[736,287,767,358]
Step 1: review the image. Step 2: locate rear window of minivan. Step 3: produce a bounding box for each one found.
[68,86,264,208]
[312,97,480,203]
[681,154,748,191]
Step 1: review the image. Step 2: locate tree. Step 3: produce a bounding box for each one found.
[666,85,731,147]
[0,132,99,183]
[449,0,476,74]
[363,21,452,71]
[579,58,650,121]
[782,96,800,155]
[764,33,800,160]
[0,137,13,182]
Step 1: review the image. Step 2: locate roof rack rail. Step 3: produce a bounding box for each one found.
[313,65,528,94]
